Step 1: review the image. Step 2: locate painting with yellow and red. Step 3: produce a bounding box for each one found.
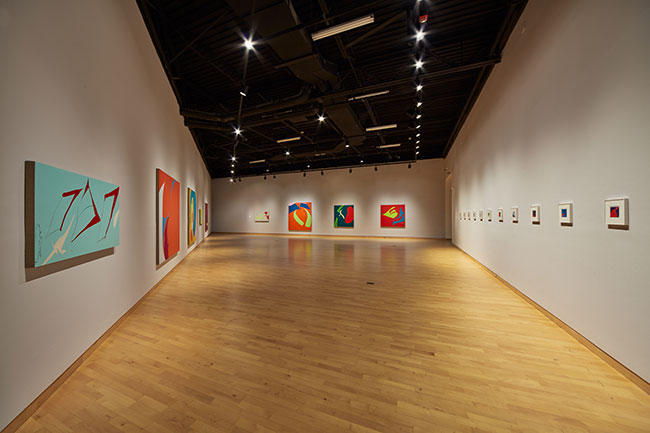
[380,204,405,228]
[334,205,354,228]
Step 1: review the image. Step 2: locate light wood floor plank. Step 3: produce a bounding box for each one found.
[13,235,650,433]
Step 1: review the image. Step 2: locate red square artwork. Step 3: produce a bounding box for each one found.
[610,206,620,218]
[380,204,406,228]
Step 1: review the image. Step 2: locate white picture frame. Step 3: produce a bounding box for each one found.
[605,198,628,228]
[472,211,477,221]
[530,205,541,224]
[511,207,519,223]
[487,209,492,222]
[497,208,504,222]
[479,210,484,221]
[558,203,573,226]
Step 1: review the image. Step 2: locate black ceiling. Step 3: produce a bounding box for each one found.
[137,0,527,179]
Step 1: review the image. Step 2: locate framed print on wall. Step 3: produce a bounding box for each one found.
[25,161,120,268]
[472,211,476,221]
[511,207,519,223]
[479,210,484,221]
[559,203,573,226]
[289,202,312,231]
[605,198,628,228]
[199,209,203,226]
[255,211,270,222]
[487,209,492,222]
[530,205,541,224]
[380,204,405,228]
[188,187,197,245]
[334,205,354,228]
[156,168,179,265]
[497,208,504,222]
[205,202,209,231]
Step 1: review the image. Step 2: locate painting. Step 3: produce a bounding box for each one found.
[334,205,354,228]
[289,202,312,231]
[531,205,541,224]
[380,204,405,228]
[497,208,504,222]
[199,208,203,226]
[205,203,209,231]
[511,207,519,223]
[472,211,476,221]
[459,211,462,221]
[479,210,484,221]
[559,203,573,226]
[605,198,628,228]
[188,187,197,245]
[25,161,120,268]
[255,211,270,222]
[156,169,179,265]
[487,209,492,222]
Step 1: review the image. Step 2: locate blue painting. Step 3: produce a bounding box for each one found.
[26,162,120,268]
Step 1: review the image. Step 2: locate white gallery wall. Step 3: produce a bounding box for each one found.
[0,1,211,429]
[212,159,447,238]
[448,0,650,381]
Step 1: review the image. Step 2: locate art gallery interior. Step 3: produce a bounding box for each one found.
[1,0,650,432]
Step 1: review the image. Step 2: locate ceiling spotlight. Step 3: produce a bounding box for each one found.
[360,160,364,163]
[234,128,241,135]
[231,156,237,161]
[416,145,420,149]
[417,101,422,107]
[416,30,425,41]
[416,80,423,91]
[416,151,420,155]
[345,144,350,148]
[231,170,234,174]
[416,140,420,144]
[229,178,234,183]
[231,164,235,168]
[266,168,269,172]
[243,38,254,50]
[239,85,248,97]
[311,14,374,41]
[318,115,326,122]
[285,150,290,156]
[415,60,423,69]
[416,114,422,119]
[307,165,310,168]
[416,124,421,129]
[416,133,421,137]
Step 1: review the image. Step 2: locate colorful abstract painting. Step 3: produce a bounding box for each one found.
[605,198,628,228]
[156,169,179,265]
[255,211,270,222]
[381,204,405,228]
[188,188,197,245]
[334,205,354,228]
[559,203,573,226]
[288,202,312,231]
[25,161,120,268]
[205,203,209,231]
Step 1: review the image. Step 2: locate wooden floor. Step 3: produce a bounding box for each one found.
[15,234,650,433]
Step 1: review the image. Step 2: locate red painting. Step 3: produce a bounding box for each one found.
[157,169,180,264]
[380,204,406,228]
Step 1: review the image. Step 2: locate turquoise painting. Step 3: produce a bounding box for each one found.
[26,161,120,268]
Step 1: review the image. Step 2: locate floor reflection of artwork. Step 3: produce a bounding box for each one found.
[288,238,312,264]
[188,188,197,245]
[26,161,120,268]
[334,205,354,228]
[380,244,406,268]
[380,204,406,228]
[334,242,354,264]
[288,202,312,231]
[156,169,179,265]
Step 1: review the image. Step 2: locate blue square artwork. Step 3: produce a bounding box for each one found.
[561,209,567,218]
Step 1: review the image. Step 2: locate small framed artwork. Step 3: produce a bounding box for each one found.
[497,208,504,222]
[530,205,541,224]
[463,212,467,220]
[511,207,519,223]
[605,198,628,229]
[459,211,463,220]
[487,209,492,222]
[558,203,573,226]
[199,208,203,226]
[479,210,484,221]
[472,211,476,221]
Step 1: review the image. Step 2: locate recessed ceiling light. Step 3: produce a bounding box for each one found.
[234,128,241,135]
[244,38,254,50]
[318,115,325,122]
[415,60,423,69]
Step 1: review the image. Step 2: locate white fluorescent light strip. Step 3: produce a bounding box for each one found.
[249,159,265,164]
[315,152,326,156]
[378,143,401,149]
[311,14,375,41]
[347,90,390,101]
[366,124,397,132]
[277,136,301,143]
